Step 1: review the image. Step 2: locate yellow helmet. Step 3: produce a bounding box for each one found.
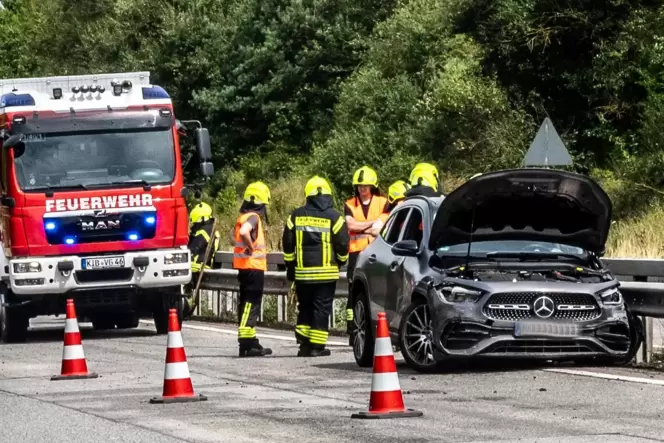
[388,180,410,204]
[352,166,378,187]
[409,168,439,190]
[412,162,439,183]
[189,202,213,224]
[304,176,332,198]
[243,181,271,205]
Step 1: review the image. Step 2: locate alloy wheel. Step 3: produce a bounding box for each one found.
[403,303,435,366]
[352,299,366,361]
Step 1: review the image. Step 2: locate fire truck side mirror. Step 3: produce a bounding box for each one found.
[3,134,24,150]
[0,196,15,208]
[195,128,214,177]
[195,128,212,161]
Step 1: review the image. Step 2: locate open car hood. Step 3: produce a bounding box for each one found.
[428,169,612,254]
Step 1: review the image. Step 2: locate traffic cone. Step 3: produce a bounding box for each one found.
[351,312,423,419]
[150,308,207,404]
[51,299,98,381]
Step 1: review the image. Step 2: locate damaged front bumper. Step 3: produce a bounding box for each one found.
[430,301,632,360]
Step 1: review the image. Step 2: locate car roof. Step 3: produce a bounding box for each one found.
[400,195,444,212]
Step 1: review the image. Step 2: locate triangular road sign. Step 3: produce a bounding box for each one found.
[523,118,573,167]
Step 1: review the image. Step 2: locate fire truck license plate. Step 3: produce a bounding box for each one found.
[82,256,125,270]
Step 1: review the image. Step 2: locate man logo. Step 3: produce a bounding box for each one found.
[533,296,555,319]
[81,220,121,231]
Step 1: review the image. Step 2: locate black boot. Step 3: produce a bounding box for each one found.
[297,345,312,357]
[309,345,331,357]
[239,340,273,357]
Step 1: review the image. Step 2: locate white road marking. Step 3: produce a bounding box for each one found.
[139,320,348,347]
[543,368,664,386]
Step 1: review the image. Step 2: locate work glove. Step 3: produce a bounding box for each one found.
[286,264,295,282]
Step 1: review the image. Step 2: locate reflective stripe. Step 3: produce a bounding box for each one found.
[346,308,354,321]
[167,332,184,349]
[332,216,344,234]
[195,229,211,242]
[374,337,393,357]
[64,318,79,333]
[296,226,330,232]
[234,242,266,249]
[336,253,349,262]
[63,344,85,360]
[370,372,401,392]
[233,252,266,259]
[164,362,190,380]
[287,216,294,230]
[309,329,329,345]
[283,252,295,261]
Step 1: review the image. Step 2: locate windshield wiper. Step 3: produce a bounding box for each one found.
[485,251,586,263]
[30,184,89,196]
[86,180,152,191]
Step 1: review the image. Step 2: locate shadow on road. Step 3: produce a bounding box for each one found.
[313,358,553,375]
[0,325,156,345]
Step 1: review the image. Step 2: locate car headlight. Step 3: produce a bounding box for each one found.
[164,252,188,265]
[437,285,483,303]
[13,262,42,273]
[598,287,623,306]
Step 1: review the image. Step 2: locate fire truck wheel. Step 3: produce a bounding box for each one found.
[0,291,28,343]
[115,313,139,329]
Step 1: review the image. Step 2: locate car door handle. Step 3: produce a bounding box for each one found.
[389,261,398,271]
[368,254,377,263]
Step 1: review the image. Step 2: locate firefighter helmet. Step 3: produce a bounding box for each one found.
[388,180,410,204]
[190,202,213,224]
[352,166,379,187]
[409,168,439,191]
[304,176,333,197]
[243,181,271,205]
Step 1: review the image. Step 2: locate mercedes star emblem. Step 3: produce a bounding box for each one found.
[533,296,555,319]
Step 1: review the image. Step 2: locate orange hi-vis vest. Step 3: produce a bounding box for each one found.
[232,212,267,271]
[346,195,388,253]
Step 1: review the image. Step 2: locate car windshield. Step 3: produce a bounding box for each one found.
[14,128,175,191]
[436,240,586,256]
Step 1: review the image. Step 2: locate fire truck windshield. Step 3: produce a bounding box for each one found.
[13,127,175,191]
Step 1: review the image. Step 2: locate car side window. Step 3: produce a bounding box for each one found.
[382,208,410,245]
[402,207,424,248]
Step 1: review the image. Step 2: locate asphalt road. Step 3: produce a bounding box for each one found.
[2,318,664,443]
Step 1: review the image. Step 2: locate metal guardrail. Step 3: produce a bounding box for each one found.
[202,252,664,318]
[195,251,664,362]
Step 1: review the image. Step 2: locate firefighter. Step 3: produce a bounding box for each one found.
[404,162,443,198]
[283,176,349,357]
[232,181,273,357]
[185,202,221,317]
[344,165,389,342]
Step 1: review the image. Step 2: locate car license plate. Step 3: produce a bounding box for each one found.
[82,256,125,270]
[514,320,579,338]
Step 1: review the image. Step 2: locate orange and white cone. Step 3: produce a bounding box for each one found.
[51,299,98,381]
[351,312,423,419]
[150,308,207,404]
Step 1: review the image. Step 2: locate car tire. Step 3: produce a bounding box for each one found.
[0,289,28,343]
[352,289,375,367]
[398,297,443,373]
[115,313,140,330]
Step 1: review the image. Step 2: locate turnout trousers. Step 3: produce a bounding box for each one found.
[294,281,336,353]
[237,270,265,350]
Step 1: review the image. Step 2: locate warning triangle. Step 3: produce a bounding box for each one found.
[523,118,573,167]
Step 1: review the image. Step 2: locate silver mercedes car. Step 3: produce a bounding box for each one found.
[349,168,643,372]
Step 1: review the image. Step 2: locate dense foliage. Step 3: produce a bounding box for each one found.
[2,0,664,217]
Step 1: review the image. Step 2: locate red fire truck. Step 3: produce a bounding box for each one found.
[0,72,214,342]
